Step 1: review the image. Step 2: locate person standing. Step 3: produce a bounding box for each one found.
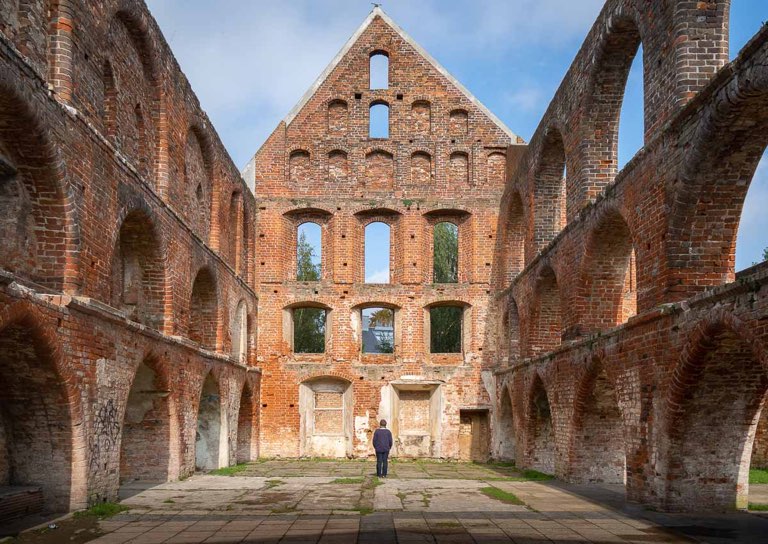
[372,419,393,478]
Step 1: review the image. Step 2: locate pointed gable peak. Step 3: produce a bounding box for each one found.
[282,6,517,140]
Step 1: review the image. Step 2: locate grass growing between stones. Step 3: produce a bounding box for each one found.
[264,479,285,489]
[331,477,365,484]
[480,486,525,505]
[74,502,129,519]
[749,503,768,511]
[749,468,768,484]
[209,463,249,476]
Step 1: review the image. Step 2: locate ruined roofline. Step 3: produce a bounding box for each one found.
[282,6,519,140]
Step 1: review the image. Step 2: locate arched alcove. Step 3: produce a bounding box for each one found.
[527,375,555,474]
[189,268,218,349]
[120,357,172,484]
[569,361,625,484]
[195,373,223,471]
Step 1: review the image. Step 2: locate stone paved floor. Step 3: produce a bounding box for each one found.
[24,461,768,543]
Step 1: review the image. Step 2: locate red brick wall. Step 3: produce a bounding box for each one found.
[492,0,768,513]
[0,0,260,510]
[251,13,512,458]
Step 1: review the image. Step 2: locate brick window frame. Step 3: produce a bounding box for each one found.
[423,300,471,363]
[283,208,334,282]
[354,208,402,284]
[283,301,333,359]
[423,209,472,284]
[353,302,400,363]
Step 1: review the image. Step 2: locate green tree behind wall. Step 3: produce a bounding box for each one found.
[297,230,320,281]
[434,222,458,283]
[430,306,462,353]
[294,231,325,352]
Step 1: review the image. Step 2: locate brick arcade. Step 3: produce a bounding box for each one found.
[0,0,765,522]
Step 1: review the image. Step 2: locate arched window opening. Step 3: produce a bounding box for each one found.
[293,307,327,354]
[297,222,322,281]
[362,307,394,354]
[528,267,562,356]
[410,151,431,185]
[433,222,458,283]
[429,306,463,353]
[449,151,469,185]
[365,222,390,284]
[736,151,768,271]
[528,376,555,474]
[369,102,389,138]
[369,51,389,89]
[534,129,566,248]
[588,18,641,196]
[411,101,431,135]
[189,268,218,349]
[617,44,644,170]
[569,363,625,484]
[450,109,468,135]
[196,373,223,471]
[231,300,248,362]
[121,358,171,484]
[328,99,348,132]
[582,210,637,329]
[112,210,165,330]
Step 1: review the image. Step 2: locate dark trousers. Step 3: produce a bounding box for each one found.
[376,451,389,477]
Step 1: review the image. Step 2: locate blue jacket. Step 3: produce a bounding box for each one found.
[372,428,393,453]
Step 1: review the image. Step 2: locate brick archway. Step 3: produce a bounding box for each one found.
[120,354,175,483]
[525,373,555,474]
[0,301,87,512]
[0,64,77,292]
[663,316,768,511]
[567,356,626,484]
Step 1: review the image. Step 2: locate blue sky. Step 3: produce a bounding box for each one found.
[146,0,767,271]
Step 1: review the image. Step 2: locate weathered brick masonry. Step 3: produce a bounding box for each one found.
[242,9,519,460]
[0,0,766,518]
[491,0,768,513]
[0,0,259,514]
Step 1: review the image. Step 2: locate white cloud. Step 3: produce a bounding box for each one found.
[505,87,543,113]
[365,268,390,284]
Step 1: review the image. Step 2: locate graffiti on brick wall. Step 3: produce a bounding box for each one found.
[89,399,121,470]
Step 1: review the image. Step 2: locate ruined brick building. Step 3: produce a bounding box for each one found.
[0,0,765,521]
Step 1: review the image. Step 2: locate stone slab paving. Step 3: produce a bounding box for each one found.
[18,461,768,543]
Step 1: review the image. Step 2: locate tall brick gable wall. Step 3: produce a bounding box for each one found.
[246,11,516,458]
